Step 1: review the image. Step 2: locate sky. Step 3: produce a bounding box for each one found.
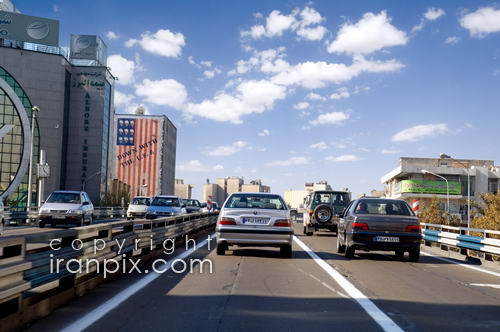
[19,1,500,199]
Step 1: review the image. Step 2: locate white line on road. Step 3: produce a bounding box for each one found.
[469,283,500,289]
[421,252,500,278]
[293,236,403,332]
[61,235,212,332]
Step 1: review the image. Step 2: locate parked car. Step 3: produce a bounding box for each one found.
[303,190,351,236]
[183,199,202,214]
[216,192,293,258]
[38,191,94,228]
[337,198,422,261]
[127,196,150,219]
[145,196,187,219]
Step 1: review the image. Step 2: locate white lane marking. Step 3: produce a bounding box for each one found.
[421,252,500,278]
[293,236,403,332]
[469,283,500,289]
[61,236,211,332]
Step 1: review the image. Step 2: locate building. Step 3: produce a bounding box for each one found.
[110,110,177,198]
[175,179,193,199]
[304,180,332,192]
[203,177,271,206]
[381,157,500,216]
[0,5,115,205]
[284,181,335,209]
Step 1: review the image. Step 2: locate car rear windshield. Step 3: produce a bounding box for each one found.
[46,193,81,204]
[312,192,349,206]
[186,200,200,207]
[151,197,180,207]
[131,197,149,205]
[354,200,414,216]
[225,194,287,210]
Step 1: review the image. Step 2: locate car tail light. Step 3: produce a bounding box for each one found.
[274,219,291,227]
[218,217,236,225]
[405,225,421,232]
[352,222,369,231]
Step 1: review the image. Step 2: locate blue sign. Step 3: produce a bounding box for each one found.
[116,118,135,146]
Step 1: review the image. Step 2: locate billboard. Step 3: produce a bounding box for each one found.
[401,180,462,195]
[70,35,108,65]
[115,117,163,197]
[0,10,59,46]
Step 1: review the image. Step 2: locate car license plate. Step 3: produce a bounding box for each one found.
[53,215,66,219]
[242,217,269,225]
[374,236,399,243]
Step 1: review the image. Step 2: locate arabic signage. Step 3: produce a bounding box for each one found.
[401,180,462,195]
[0,10,59,46]
[70,35,107,65]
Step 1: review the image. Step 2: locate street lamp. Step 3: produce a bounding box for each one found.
[421,169,450,219]
[26,106,39,223]
[82,171,101,192]
[439,153,471,228]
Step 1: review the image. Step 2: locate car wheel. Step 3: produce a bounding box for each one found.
[79,216,85,227]
[345,244,355,258]
[409,247,420,262]
[216,243,227,255]
[87,215,93,225]
[280,244,292,258]
[395,249,404,260]
[336,236,346,253]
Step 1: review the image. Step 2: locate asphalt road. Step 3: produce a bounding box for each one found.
[26,223,500,332]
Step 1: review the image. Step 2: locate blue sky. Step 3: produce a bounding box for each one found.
[21,1,500,199]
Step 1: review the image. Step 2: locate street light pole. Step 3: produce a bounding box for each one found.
[421,169,449,219]
[26,106,39,223]
[82,171,101,192]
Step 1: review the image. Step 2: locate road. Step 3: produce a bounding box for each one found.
[26,222,500,332]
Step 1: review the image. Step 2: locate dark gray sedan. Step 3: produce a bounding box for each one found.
[337,198,422,261]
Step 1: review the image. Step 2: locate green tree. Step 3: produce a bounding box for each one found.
[472,192,500,231]
[418,197,446,225]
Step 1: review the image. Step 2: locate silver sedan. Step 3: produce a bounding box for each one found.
[216,193,293,258]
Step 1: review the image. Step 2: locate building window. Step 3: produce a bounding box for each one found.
[488,179,498,194]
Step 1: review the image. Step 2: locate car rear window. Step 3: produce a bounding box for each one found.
[354,200,414,216]
[225,194,286,210]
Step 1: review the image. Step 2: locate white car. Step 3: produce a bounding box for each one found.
[216,192,293,258]
[127,196,151,220]
[38,191,94,228]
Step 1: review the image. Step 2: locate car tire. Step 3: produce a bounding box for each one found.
[314,204,333,224]
[395,249,404,260]
[336,236,346,253]
[345,244,355,258]
[216,243,227,256]
[87,215,93,225]
[409,247,420,262]
[280,244,292,258]
[79,216,85,227]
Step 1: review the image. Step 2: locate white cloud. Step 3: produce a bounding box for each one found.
[392,123,450,142]
[381,149,400,154]
[293,101,310,110]
[309,111,350,126]
[325,154,362,162]
[267,156,309,166]
[310,141,328,150]
[306,92,326,101]
[271,55,404,89]
[126,29,185,57]
[177,160,224,172]
[228,47,288,76]
[135,79,188,110]
[424,8,445,21]
[328,11,407,55]
[205,141,248,157]
[296,7,327,41]
[445,36,460,44]
[242,10,295,38]
[108,54,136,85]
[258,129,270,136]
[460,7,500,38]
[114,90,134,107]
[122,103,148,115]
[52,4,60,13]
[330,87,350,100]
[106,31,119,40]
[297,25,328,41]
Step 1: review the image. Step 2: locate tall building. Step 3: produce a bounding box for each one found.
[203,177,270,206]
[381,157,500,217]
[110,111,176,198]
[241,179,271,193]
[175,179,192,199]
[0,6,115,204]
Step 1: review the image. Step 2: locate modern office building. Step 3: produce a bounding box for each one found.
[203,177,271,206]
[174,179,192,199]
[110,110,176,198]
[0,4,115,205]
[381,157,500,216]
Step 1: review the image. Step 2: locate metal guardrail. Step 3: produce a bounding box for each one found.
[421,223,500,258]
[0,212,218,329]
[2,207,127,224]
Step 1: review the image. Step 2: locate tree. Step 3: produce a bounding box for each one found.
[418,197,446,225]
[471,192,500,231]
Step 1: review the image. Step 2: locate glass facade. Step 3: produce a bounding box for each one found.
[100,80,112,197]
[0,66,40,208]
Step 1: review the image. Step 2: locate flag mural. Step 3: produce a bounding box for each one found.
[115,117,163,197]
